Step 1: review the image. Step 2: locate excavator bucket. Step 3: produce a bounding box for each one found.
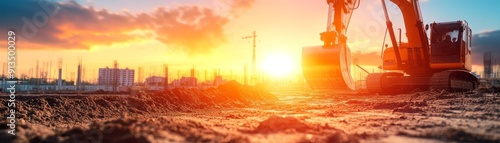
[302,44,355,91]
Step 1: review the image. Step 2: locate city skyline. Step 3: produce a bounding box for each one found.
[1,0,499,81]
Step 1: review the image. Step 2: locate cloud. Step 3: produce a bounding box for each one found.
[230,0,256,12]
[0,0,148,49]
[152,5,229,55]
[471,29,500,65]
[0,0,256,55]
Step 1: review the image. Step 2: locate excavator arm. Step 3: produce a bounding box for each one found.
[302,0,359,91]
[321,0,359,47]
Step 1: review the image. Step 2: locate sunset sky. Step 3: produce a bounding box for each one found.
[1,0,499,82]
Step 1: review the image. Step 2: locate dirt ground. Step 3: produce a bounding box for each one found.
[1,82,499,143]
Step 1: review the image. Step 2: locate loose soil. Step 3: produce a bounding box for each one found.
[1,82,499,143]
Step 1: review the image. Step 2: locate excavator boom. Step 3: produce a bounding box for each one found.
[302,0,359,91]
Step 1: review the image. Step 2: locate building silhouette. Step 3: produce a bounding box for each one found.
[98,67,134,87]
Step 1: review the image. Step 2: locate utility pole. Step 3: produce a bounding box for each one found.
[243,31,257,85]
[57,58,62,90]
[36,60,39,79]
[2,62,5,78]
[49,61,52,80]
[138,67,143,85]
[65,64,68,82]
[164,64,168,91]
[76,58,82,91]
[113,60,118,92]
[190,65,196,86]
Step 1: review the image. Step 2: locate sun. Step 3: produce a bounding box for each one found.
[262,54,296,78]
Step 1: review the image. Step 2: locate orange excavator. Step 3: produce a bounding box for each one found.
[302,0,478,94]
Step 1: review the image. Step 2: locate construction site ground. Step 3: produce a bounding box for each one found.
[1,82,499,143]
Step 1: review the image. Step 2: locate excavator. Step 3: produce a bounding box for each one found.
[302,0,478,94]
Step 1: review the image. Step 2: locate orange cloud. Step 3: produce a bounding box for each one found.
[0,0,256,55]
[152,5,229,55]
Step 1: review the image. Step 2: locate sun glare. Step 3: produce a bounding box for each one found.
[262,54,295,78]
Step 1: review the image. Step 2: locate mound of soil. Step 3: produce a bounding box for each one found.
[0,116,249,143]
[250,115,359,143]
[393,106,424,113]
[0,81,277,126]
[253,115,311,133]
[398,127,500,142]
[2,83,499,143]
[477,86,500,93]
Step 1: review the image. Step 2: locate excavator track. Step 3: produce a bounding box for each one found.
[366,72,404,94]
[431,71,478,92]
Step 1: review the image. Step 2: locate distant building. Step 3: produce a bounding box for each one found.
[98,67,134,87]
[170,67,198,87]
[145,76,165,85]
[172,77,197,86]
[213,75,226,86]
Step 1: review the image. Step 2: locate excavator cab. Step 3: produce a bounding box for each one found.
[429,21,472,71]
